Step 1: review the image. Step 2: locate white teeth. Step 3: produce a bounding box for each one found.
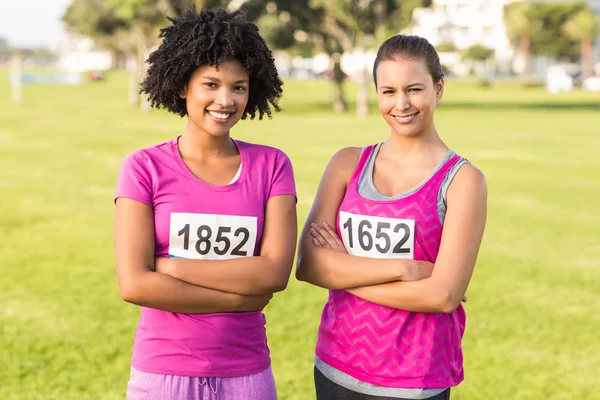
[208,111,231,120]
[394,113,417,122]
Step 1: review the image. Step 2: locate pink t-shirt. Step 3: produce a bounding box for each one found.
[115,137,296,377]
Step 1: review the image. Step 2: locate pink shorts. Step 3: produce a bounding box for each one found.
[126,366,277,400]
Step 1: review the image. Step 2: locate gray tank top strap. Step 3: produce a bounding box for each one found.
[438,158,469,224]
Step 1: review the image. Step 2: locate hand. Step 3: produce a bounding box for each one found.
[155,257,177,278]
[400,260,434,282]
[310,222,347,253]
[235,293,274,312]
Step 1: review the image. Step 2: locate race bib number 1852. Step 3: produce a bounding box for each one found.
[169,213,257,260]
[338,211,415,259]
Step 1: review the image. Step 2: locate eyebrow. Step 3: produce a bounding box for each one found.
[379,82,425,90]
[202,75,249,84]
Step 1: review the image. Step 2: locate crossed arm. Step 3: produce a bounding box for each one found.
[114,194,297,314]
[296,148,487,313]
[296,148,434,288]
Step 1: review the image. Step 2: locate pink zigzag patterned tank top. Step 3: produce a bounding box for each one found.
[315,144,467,388]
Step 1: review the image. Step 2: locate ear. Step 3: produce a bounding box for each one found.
[179,85,187,99]
[435,77,444,103]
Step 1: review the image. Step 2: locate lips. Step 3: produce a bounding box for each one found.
[207,110,233,118]
[391,111,419,123]
[206,110,236,123]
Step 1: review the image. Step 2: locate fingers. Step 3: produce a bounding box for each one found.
[311,222,334,240]
[321,222,344,247]
[310,229,327,247]
[310,222,345,251]
[310,224,332,248]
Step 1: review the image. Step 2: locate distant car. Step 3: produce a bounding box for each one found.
[583,76,600,92]
[87,70,105,82]
[546,66,573,93]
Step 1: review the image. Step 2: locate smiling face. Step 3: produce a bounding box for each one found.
[375,57,444,138]
[180,60,250,138]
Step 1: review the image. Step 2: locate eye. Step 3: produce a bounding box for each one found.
[408,88,422,92]
[204,82,217,88]
[382,90,394,95]
[234,86,247,92]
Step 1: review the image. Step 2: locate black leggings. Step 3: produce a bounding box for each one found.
[314,367,451,400]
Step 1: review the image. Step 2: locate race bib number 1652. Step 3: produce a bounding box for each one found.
[338,211,415,259]
[169,213,257,260]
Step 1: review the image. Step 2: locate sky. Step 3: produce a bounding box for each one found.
[0,0,73,48]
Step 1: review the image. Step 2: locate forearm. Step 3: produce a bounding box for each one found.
[296,247,408,290]
[119,270,249,314]
[347,278,457,313]
[164,256,290,296]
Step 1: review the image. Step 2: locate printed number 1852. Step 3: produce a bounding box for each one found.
[169,213,257,260]
[177,224,250,256]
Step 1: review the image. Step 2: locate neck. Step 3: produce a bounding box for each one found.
[382,123,447,164]
[180,120,237,157]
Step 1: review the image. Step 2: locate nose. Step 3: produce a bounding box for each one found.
[394,92,411,112]
[214,89,234,108]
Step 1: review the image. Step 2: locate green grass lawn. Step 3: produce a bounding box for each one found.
[1,69,599,400]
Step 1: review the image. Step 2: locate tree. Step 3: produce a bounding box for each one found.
[240,0,350,108]
[308,0,430,117]
[505,2,589,78]
[436,42,457,53]
[239,0,429,115]
[0,37,10,65]
[64,0,228,109]
[64,0,144,106]
[527,3,587,59]
[0,37,10,52]
[63,0,126,53]
[109,0,173,111]
[504,2,539,78]
[242,1,319,52]
[462,44,494,62]
[461,44,495,77]
[563,6,599,79]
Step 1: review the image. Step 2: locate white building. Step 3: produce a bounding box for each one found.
[405,0,516,74]
[407,0,600,77]
[53,32,113,74]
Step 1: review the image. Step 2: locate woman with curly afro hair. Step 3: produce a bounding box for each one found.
[114,8,297,400]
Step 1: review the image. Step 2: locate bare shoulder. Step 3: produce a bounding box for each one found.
[331,146,362,163]
[448,163,487,201]
[456,163,486,188]
[326,147,363,182]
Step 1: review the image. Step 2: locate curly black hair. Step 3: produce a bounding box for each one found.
[140,8,283,120]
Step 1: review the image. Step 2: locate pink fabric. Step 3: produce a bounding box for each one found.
[315,145,466,388]
[126,366,277,400]
[115,137,296,377]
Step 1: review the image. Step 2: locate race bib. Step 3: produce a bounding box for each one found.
[338,211,415,259]
[169,213,257,260]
